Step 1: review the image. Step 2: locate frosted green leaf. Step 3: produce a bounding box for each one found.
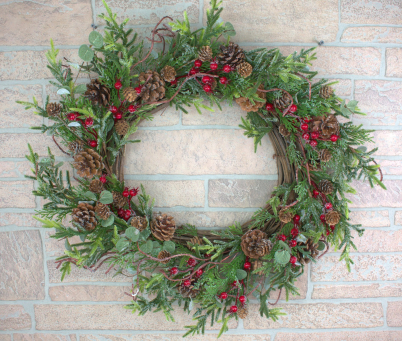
[274,250,290,265]
[89,31,104,48]
[78,44,94,62]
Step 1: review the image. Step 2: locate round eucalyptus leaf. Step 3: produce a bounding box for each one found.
[89,31,104,48]
[274,250,291,265]
[78,44,94,62]
[317,240,326,251]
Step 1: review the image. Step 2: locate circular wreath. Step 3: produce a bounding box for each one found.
[20,1,385,337]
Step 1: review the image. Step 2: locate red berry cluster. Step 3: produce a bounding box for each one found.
[66,112,98,147]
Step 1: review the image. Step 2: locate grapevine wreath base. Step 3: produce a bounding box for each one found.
[20,0,385,337]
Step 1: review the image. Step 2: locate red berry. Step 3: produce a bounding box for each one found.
[304,117,311,123]
[230,305,238,313]
[244,261,251,270]
[196,268,204,277]
[301,123,309,131]
[326,229,331,236]
[129,187,139,197]
[219,292,228,300]
[231,280,239,287]
[190,67,199,75]
[223,64,231,73]
[85,117,94,127]
[210,61,218,70]
[278,234,287,241]
[330,134,339,142]
[194,59,203,68]
[89,140,97,148]
[293,214,301,223]
[325,202,333,210]
[289,239,297,247]
[67,113,78,121]
[309,139,318,147]
[183,279,191,287]
[170,267,178,276]
[203,84,212,93]
[114,112,122,120]
[311,131,319,139]
[330,225,335,231]
[125,209,131,216]
[128,105,137,113]
[202,76,212,83]
[320,214,326,222]
[219,76,228,85]
[290,256,297,264]
[114,80,122,90]
[109,106,118,114]
[187,258,197,267]
[291,228,299,238]
[170,78,178,85]
[239,295,246,304]
[99,175,107,184]
[117,208,124,217]
[265,103,274,111]
[134,86,142,94]
[302,132,310,141]
[122,188,129,197]
[313,189,319,198]
[289,104,298,112]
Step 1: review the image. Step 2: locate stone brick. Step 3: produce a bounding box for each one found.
[349,210,390,227]
[34,304,237,330]
[0,230,45,300]
[126,180,204,208]
[244,303,383,329]
[205,0,338,43]
[354,80,402,126]
[125,130,276,175]
[387,301,402,326]
[13,335,77,341]
[369,131,402,156]
[0,181,35,208]
[311,255,402,282]
[386,48,402,78]
[80,335,266,341]
[44,232,81,257]
[95,0,199,25]
[0,85,43,128]
[0,305,31,330]
[341,0,402,24]
[0,161,32,178]
[312,283,402,299]
[395,211,402,225]
[0,213,41,227]
[208,179,276,208]
[275,331,402,341]
[341,27,402,44]
[49,285,131,302]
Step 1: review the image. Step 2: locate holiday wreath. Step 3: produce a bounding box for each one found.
[19,0,385,337]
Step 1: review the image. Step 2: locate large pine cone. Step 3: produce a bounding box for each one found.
[123,87,138,102]
[112,191,126,209]
[115,119,129,136]
[296,239,319,265]
[241,230,273,259]
[318,180,333,195]
[138,71,166,102]
[198,46,213,62]
[279,124,290,137]
[319,85,334,99]
[178,280,199,298]
[160,65,176,82]
[325,211,341,225]
[235,85,266,112]
[95,202,111,220]
[72,203,97,231]
[310,114,340,139]
[68,140,84,155]
[89,179,104,194]
[251,260,264,275]
[130,216,148,231]
[157,250,171,264]
[46,102,62,116]
[218,42,245,67]
[273,92,292,110]
[238,306,248,319]
[151,214,176,241]
[278,209,294,223]
[84,79,110,106]
[236,62,253,78]
[73,149,103,178]
[319,149,332,162]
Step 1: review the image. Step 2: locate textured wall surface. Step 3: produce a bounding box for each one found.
[1,0,402,340]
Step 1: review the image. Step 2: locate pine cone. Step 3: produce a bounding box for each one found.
[112,191,126,209]
[123,87,138,102]
[241,230,273,259]
[310,114,339,139]
[279,124,290,137]
[198,46,213,62]
[325,210,341,225]
[157,250,171,264]
[218,42,245,68]
[178,280,199,299]
[235,85,266,112]
[46,102,62,117]
[161,65,176,82]
[296,239,320,265]
[72,203,97,231]
[236,62,253,78]
[318,180,333,195]
[151,214,176,241]
[68,140,84,155]
[308,160,321,172]
[319,149,332,162]
[138,71,166,102]
[238,306,248,319]
[210,78,218,91]
[278,209,294,223]
[273,92,292,110]
[131,216,148,231]
[251,260,264,275]
[84,79,110,106]
[73,149,103,178]
[89,179,104,194]
[95,202,111,220]
[115,119,129,136]
[319,85,334,99]
[187,236,204,249]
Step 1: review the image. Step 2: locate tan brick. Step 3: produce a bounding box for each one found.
[369,131,402,156]
[395,211,402,225]
[351,229,402,252]
[0,335,11,341]
[349,210,390,227]
[312,283,402,299]
[208,179,276,208]
[244,302,382,329]
[80,335,266,341]
[125,130,276,175]
[205,0,338,43]
[311,255,402,282]
[378,160,402,176]
[34,304,237,330]
[44,232,81,257]
[126,180,204,208]
[0,305,31,330]
[49,285,131,302]
[0,161,32,178]
[0,231,45,300]
[386,48,402,78]
[275,331,402,341]
[341,27,402,44]
[387,301,402,326]
[0,213,41,227]
[13,335,77,341]
[341,0,402,24]
[0,181,35,208]
[270,268,308,300]
[354,80,402,126]
[139,106,180,127]
[95,0,199,25]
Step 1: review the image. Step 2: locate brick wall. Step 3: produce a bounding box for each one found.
[1,0,401,340]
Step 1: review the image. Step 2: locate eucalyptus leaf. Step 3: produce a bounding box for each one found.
[163,240,175,253]
[317,240,326,251]
[74,84,87,94]
[83,191,97,201]
[357,146,367,153]
[139,227,151,241]
[101,214,114,227]
[126,226,140,242]
[99,190,113,204]
[65,239,72,251]
[78,44,94,62]
[278,240,291,253]
[89,31,104,48]
[346,100,358,109]
[68,122,81,127]
[223,22,236,37]
[236,269,247,280]
[116,238,130,252]
[274,250,291,265]
[57,88,70,95]
[140,239,153,253]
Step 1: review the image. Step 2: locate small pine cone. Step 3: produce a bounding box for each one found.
[238,306,248,319]
[84,79,110,106]
[241,230,272,259]
[319,149,332,162]
[123,87,138,102]
[72,203,97,231]
[151,214,176,241]
[115,119,129,136]
[235,85,266,112]
[157,250,171,264]
[131,216,148,231]
[279,124,290,137]
[325,210,341,225]
[178,280,199,299]
[187,236,204,249]
[95,202,111,220]
[112,191,127,209]
[273,92,292,110]
[236,62,253,78]
[210,78,218,91]
[319,85,334,99]
[310,115,339,139]
[318,180,333,195]
[139,71,166,102]
[296,239,320,265]
[251,260,264,275]
[218,42,245,67]
[198,46,213,62]
[46,102,62,116]
[308,160,321,172]
[73,149,103,178]
[278,209,294,223]
[68,140,84,155]
[161,65,176,82]
[89,179,104,194]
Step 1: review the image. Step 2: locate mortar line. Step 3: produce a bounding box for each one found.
[380,47,386,77]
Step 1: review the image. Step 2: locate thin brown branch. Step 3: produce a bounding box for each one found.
[268,288,282,306]
[52,135,70,156]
